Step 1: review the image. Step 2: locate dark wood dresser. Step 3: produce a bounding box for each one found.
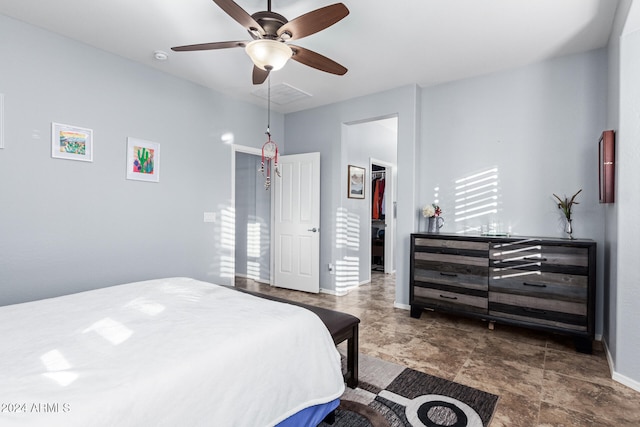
[410,233,596,353]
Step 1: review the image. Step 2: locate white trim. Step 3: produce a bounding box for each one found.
[394,302,410,310]
[320,288,343,296]
[370,157,396,278]
[595,337,640,393]
[612,371,640,393]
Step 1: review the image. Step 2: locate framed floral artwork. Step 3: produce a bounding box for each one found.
[348,165,365,199]
[126,137,160,182]
[51,122,93,161]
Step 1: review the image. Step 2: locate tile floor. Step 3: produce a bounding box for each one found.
[235,272,640,426]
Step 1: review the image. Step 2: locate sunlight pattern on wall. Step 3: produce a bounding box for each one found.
[335,207,361,292]
[247,222,262,259]
[335,207,360,249]
[245,216,270,282]
[452,168,500,234]
[219,207,235,278]
[335,256,360,293]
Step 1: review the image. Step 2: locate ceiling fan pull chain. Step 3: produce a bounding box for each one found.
[267,76,271,133]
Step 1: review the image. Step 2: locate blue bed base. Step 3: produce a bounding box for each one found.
[276,398,339,427]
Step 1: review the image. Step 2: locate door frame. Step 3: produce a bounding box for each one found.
[370,157,396,276]
[231,144,272,287]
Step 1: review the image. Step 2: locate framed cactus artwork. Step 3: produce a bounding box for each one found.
[51,122,93,161]
[126,137,160,182]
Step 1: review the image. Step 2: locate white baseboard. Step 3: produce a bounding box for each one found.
[602,338,615,378]
[320,288,343,296]
[322,279,371,296]
[394,302,410,310]
[602,337,640,393]
[612,371,640,393]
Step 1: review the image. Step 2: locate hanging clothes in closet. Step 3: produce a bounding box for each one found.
[371,173,385,220]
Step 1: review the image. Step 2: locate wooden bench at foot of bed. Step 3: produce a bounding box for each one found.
[236,289,360,388]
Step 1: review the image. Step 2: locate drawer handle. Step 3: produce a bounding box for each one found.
[524,256,547,261]
[523,282,547,288]
[440,272,458,277]
[523,307,547,315]
[439,294,458,300]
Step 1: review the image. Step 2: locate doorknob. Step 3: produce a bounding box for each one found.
[307,227,318,232]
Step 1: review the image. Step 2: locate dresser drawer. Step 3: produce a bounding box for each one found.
[415,238,489,252]
[414,268,488,292]
[414,286,487,314]
[489,270,587,302]
[490,241,589,274]
[411,233,596,352]
[489,299,588,332]
[415,251,488,267]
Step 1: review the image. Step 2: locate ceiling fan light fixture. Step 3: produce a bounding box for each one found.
[245,39,292,71]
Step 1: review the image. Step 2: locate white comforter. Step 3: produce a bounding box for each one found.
[0,277,344,426]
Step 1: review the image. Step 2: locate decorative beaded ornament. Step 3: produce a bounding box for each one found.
[258,77,281,190]
[259,131,280,190]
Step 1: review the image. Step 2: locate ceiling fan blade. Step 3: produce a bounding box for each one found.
[253,66,270,85]
[212,0,265,36]
[277,3,349,41]
[289,45,347,75]
[171,40,247,52]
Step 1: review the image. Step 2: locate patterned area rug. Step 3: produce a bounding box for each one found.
[321,353,499,427]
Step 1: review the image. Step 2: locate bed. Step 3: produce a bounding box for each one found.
[0,277,345,426]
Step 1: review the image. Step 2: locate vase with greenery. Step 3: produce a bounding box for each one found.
[553,189,582,239]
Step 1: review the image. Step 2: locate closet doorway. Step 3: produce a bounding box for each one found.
[233,147,271,285]
[343,115,397,284]
[370,159,395,274]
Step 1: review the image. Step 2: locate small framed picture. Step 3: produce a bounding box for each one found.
[348,165,365,199]
[51,122,93,162]
[126,137,160,182]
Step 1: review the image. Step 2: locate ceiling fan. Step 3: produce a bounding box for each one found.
[171,0,349,84]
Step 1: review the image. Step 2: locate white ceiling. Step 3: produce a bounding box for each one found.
[0,0,619,114]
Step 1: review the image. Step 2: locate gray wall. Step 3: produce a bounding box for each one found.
[421,49,608,337]
[610,1,640,388]
[285,85,420,304]
[0,14,282,304]
[343,118,398,286]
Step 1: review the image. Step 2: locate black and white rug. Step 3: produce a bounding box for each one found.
[321,353,499,427]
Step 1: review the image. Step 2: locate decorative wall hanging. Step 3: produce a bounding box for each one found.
[258,78,280,190]
[51,122,93,162]
[599,130,615,203]
[126,137,160,182]
[347,165,365,199]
